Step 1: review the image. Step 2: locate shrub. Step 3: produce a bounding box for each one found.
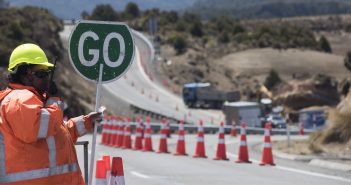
[264,69,282,90]
[168,34,187,55]
[319,35,332,53]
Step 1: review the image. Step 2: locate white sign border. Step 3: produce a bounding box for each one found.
[68,20,135,84]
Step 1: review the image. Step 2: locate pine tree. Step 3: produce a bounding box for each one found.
[320,35,332,53]
[264,69,282,90]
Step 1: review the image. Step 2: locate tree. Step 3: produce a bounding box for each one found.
[81,11,89,19]
[218,32,230,43]
[344,51,351,72]
[169,34,187,55]
[190,22,203,37]
[124,2,140,19]
[264,69,282,90]
[90,4,119,21]
[319,35,332,53]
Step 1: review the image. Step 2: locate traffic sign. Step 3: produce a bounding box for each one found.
[68,20,135,83]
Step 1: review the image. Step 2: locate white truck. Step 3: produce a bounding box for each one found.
[222,101,261,127]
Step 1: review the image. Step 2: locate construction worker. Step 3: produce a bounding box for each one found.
[0,43,102,184]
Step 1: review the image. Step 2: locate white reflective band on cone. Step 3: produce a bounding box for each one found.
[240,141,247,146]
[106,170,111,185]
[264,129,270,136]
[241,128,246,135]
[96,179,107,185]
[136,133,142,137]
[178,136,185,140]
[110,176,125,185]
[197,137,204,142]
[144,133,151,138]
[198,127,204,132]
[219,127,224,133]
[160,134,167,139]
[124,132,131,136]
[218,139,225,144]
[264,142,272,148]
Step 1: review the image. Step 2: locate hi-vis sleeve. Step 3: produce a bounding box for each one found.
[1,90,62,143]
[64,115,93,143]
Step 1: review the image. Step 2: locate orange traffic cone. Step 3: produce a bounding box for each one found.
[174,120,188,156]
[106,116,113,145]
[157,120,169,153]
[122,118,132,149]
[236,122,252,163]
[110,157,125,185]
[116,116,125,148]
[133,117,143,150]
[164,118,171,138]
[100,116,109,145]
[231,120,237,137]
[102,155,111,184]
[299,122,304,135]
[110,116,119,147]
[142,116,154,152]
[193,120,207,158]
[260,122,275,166]
[214,122,229,160]
[96,160,107,185]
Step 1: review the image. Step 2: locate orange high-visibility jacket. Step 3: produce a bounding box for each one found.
[0,83,93,185]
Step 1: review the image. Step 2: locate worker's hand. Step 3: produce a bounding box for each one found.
[87,112,103,123]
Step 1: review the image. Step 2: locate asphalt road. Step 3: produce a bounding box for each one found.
[76,133,351,185]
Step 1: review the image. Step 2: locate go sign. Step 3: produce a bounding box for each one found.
[68,20,135,83]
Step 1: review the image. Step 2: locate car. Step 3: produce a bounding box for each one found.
[267,114,286,128]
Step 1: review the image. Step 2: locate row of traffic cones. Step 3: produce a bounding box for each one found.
[193,121,275,165]
[101,117,275,165]
[96,155,125,185]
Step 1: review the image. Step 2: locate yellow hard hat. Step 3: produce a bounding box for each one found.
[8,43,54,72]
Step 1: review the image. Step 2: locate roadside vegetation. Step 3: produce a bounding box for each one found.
[0,3,350,152]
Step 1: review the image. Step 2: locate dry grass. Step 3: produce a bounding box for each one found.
[274,140,318,155]
[305,92,351,156]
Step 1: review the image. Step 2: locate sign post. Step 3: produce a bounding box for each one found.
[68,20,135,185]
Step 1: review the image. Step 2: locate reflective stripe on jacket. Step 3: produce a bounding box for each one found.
[0,83,93,184]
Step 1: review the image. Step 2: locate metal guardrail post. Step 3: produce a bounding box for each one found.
[75,141,89,184]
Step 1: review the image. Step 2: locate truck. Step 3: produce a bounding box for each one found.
[222,101,261,127]
[182,82,240,109]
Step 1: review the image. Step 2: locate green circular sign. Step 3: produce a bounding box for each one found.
[68,20,135,83]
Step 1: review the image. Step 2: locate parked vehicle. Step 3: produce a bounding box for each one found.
[182,82,240,109]
[266,114,286,128]
[223,101,261,127]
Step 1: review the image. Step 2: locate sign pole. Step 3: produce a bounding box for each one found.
[88,64,104,185]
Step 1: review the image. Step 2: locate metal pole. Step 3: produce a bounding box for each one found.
[83,142,89,184]
[75,141,89,184]
[286,123,291,148]
[88,64,103,185]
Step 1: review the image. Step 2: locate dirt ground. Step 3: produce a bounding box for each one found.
[273,139,351,162]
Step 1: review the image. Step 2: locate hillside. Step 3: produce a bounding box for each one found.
[0,7,97,117]
[7,0,197,19]
[190,0,351,19]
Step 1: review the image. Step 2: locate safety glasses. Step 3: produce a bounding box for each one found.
[32,70,51,79]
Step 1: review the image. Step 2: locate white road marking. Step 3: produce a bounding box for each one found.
[130,171,152,179]
[225,147,351,183]
[275,165,351,183]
